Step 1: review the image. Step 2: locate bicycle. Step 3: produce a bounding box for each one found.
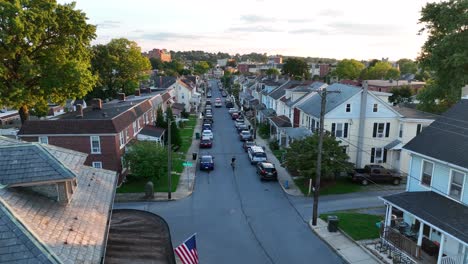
[231,157,236,170]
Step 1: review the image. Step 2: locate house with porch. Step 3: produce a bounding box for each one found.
[379,99,468,264]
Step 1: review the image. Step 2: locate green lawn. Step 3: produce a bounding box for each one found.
[117,115,196,193]
[319,212,383,240]
[271,149,286,162]
[294,177,362,196]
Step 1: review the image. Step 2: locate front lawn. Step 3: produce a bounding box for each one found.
[319,212,383,240]
[294,177,362,196]
[117,115,197,193]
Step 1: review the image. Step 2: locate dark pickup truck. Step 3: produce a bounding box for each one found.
[350,165,402,185]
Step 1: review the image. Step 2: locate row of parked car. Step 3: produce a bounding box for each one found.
[199,98,215,171]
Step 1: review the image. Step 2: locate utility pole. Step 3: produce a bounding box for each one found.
[167,118,172,200]
[311,88,339,226]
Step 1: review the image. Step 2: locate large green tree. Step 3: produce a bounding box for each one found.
[397,59,418,75]
[389,86,413,105]
[417,0,468,113]
[266,68,280,76]
[284,134,353,182]
[89,38,151,99]
[165,107,182,148]
[365,61,400,80]
[0,0,97,122]
[282,58,310,80]
[193,61,210,75]
[124,141,168,180]
[335,59,365,80]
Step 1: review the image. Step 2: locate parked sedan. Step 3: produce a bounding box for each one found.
[239,131,253,141]
[202,130,213,140]
[228,108,237,114]
[199,138,213,148]
[236,124,248,133]
[221,91,227,97]
[200,155,214,170]
[256,162,278,181]
[231,112,239,120]
[242,141,256,152]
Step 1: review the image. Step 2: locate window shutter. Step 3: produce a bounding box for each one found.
[331,123,336,136]
[373,123,377,137]
[371,148,375,163]
[385,123,390,137]
[344,123,349,138]
[383,149,388,162]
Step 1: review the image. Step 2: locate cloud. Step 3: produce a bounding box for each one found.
[317,9,344,17]
[287,18,314,23]
[328,22,402,36]
[96,20,121,29]
[289,28,328,34]
[227,26,281,33]
[240,14,277,23]
[140,32,202,41]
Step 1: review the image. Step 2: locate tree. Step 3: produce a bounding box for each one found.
[417,0,468,113]
[124,141,168,180]
[335,59,366,80]
[266,68,280,76]
[389,86,413,105]
[150,58,164,70]
[386,68,401,80]
[165,107,182,148]
[227,59,237,68]
[155,107,166,128]
[194,61,210,75]
[0,0,97,123]
[284,134,353,182]
[282,58,310,80]
[397,59,418,75]
[89,38,151,99]
[366,61,399,80]
[232,83,241,101]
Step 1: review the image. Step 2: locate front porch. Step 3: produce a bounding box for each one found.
[379,191,468,264]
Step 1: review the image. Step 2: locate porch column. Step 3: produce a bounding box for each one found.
[437,233,445,264]
[416,222,424,258]
[385,204,393,227]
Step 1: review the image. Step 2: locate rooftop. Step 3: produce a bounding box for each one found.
[367,80,425,87]
[391,105,437,120]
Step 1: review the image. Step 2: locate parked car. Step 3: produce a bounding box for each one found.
[231,112,239,120]
[215,101,222,108]
[207,92,212,98]
[236,124,248,132]
[228,108,237,114]
[205,113,213,119]
[206,100,212,105]
[236,115,244,122]
[225,101,234,108]
[248,146,267,164]
[234,120,245,128]
[239,130,253,141]
[202,123,212,131]
[242,141,256,152]
[350,164,402,185]
[199,138,213,148]
[200,155,214,170]
[256,162,278,181]
[221,91,227,97]
[202,130,213,140]
[205,104,212,110]
[203,117,213,124]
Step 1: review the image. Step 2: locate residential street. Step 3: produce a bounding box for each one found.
[114,80,399,264]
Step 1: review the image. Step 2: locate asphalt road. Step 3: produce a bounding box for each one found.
[114,80,396,263]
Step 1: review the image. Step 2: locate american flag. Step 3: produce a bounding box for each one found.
[174,234,199,264]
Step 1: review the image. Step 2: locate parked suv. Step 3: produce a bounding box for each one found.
[256,162,278,181]
[248,146,267,164]
[200,155,214,170]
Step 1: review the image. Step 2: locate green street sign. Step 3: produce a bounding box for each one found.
[182,162,193,167]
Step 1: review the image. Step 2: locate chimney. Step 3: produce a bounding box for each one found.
[91,98,102,110]
[118,93,126,101]
[135,89,141,96]
[76,104,83,118]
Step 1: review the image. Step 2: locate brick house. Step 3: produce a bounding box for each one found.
[18,89,173,175]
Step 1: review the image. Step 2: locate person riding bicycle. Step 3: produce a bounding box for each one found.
[231,156,236,168]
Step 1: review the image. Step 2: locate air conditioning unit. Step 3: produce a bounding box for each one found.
[377,133,384,138]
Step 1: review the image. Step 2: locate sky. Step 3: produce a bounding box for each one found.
[58,0,436,61]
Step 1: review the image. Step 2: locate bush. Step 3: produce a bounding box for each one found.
[181,109,190,118]
[269,140,279,150]
[258,122,270,139]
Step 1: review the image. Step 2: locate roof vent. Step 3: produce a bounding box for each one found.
[75,104,83,118]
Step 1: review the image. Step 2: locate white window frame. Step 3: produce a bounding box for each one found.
[373,103,378,112]
[374,147,384,162]
[332,122,348,138]
[90,136,101,154]
[119,131,125,148]
[374,122,388,138]
[448,169,465,201]
[38,136,48,144]
[92,161,102,169]
[345,103,351,113]
[420,160,434,188]
[132,122,137,136]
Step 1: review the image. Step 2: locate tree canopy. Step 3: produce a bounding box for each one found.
[284,134,353,181]
[364,61,400,80]
[335,59,365,80]
[124,141,168,180]
[0,0,97,122]
[416,0,468,113]
[389,86,413,105]
[89,38,151,99]
[282,58,310,80]
[397,59,418,75]
[194,61,210,75]
[266,68,280,76]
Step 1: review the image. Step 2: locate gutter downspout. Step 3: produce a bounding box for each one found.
[356,81,368,167]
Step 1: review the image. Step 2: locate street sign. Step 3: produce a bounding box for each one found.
[182,162,193,167]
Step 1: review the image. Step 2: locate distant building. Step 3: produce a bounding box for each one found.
[217,58,228,67]
[319,64,331,78]
[144,48,171,62]
[367,80,426,93]
[268,55,283,64]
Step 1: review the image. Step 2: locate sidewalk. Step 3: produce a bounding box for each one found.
[114,115,201,202]
[243,117,303,196]
[309,218,383,264]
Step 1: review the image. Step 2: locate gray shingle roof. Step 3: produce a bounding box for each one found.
[403,99,468,169]
[382,191,468,244]
[297,83,361,117]
[282,127,313,139]
[0,205,58,264]
[0,144,76,187]
[391,105,437,119]
[268,81,302,100]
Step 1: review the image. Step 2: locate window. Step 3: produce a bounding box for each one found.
[371,147,387,163]
[346,104,351,113]
[144,113,148,124]
[399,124,403,138]
[182,93,185,99]
[373,122,390,138]
[342,146,348,154]
[92,162,102,169]
[90,136,101,154]
[125,128,130,140]
[416,124,422,135]
[331,123,349,138]
[373,103,378,112]
[132,122,137,135]
[119,131,125,146]
[449,170,465,200]
[38,136,48,144]
[421,160,434,187]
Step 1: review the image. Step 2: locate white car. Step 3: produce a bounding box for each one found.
[202,130,213,140]
[228,108,237,114]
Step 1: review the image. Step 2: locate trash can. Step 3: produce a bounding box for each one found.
[327,215,339,232]
[192,153,197,161]
[195,132,200,139]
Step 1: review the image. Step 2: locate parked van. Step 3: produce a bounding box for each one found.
[248,146,267,165]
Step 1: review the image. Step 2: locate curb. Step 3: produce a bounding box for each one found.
[338,228,386,264]
[308,220,351,264]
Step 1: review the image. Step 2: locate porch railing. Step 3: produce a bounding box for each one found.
[381,227,419,259]
[441,255,465,264]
